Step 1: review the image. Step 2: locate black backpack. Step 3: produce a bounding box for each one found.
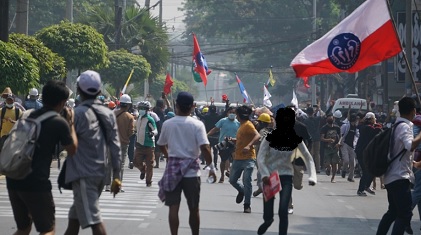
[363,121,406,177]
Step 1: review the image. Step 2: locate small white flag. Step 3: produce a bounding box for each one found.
[291,89,298,108]
[326,94,332,109]
[263,85,272,107]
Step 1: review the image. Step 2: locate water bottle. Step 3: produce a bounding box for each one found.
[207,174,215,184]
[206,166,216,184]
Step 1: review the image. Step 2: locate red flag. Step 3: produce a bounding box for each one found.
[163,73,173,95]
[193,34,211,86]
[291,0,402,78]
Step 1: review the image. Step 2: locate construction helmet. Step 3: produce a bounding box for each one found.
[257,113,271,123]
[108,101,116,109]
[202,107,209,113]
[137,101,151,110]
[333,110,342,118]
[119,94,132,104]
[29,88,39,96]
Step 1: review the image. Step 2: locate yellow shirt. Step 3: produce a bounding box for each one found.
[1,107,22,137]
[234,120,257,160]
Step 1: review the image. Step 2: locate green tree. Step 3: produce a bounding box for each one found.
[9,33,66,84]
[0,41,39,94]
[98,49,151,94]
[78,3,170,80]
[35,21,109,72]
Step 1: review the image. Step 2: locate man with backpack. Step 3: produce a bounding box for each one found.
[1,94,22,137]
[377,97,421,235]
[64,70,122,235]
[6,80,77,235]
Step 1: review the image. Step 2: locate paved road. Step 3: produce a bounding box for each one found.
[0,161,420,234]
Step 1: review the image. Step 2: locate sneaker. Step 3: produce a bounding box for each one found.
[341,170,346,178]
[120,188,125,193]
[104,185,111,192]
[225,171,230,178]
[357,191,367,196]
[365,188,376,195]
[288,208,294,214]
[347,178,355,182]
[128,162,134,169]
[146,182,152,187]
[140,172,145,180]
[257,219,274,235]
[236,192,244,204]
[153,165,159,168]
[253,189,262,197]
[244,206,251,213]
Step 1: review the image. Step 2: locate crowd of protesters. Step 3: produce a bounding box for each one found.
[4,70,421,235]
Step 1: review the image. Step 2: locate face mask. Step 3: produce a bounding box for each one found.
[5,103,13,108]
[139,110,146,117]
[326,119,334,124]
[228,113,236,120]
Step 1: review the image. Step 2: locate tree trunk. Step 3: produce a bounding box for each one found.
[0,0,9,42]
[16,0,29,34]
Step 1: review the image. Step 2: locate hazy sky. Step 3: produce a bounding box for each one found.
[148,0,185,31]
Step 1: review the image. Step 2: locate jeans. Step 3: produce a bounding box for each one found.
[357,153,373,192]
[229,159,255,206]
[377,179,413,235]
[341,143,356,179]
[262,175,293,235]
[411,169,421,219]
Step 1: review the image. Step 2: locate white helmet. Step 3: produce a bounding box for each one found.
[137,101,151,109]
[29,88,38,96]
[119,94,132,104]
[333,110,342,118]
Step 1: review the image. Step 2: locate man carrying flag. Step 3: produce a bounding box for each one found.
[192,34,211,86]
[236,74,251,104]
[290,0,402,78]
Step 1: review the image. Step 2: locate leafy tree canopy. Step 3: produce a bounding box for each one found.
[78,2,170,80]
[98,49,151,93]
[35,21,109,71]
[9,33,66,84]
[0,41,39,94]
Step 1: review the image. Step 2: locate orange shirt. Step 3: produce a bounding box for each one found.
[234,120,257,160]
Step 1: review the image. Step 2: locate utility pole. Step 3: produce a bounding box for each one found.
[311,0,317,106]
[16,0,29,34]
[0,0,9,42]
[145,0,150,8]
[65,0,73,22]
[405,0,413,96]
[159,0,163,26]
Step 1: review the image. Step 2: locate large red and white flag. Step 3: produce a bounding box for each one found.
[291,0,402,78]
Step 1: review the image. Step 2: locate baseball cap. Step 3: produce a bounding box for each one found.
[176,92,194,106]
[365,112,376,119]
[77,70,102,96]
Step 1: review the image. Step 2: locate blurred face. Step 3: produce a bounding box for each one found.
[5,98,13,105]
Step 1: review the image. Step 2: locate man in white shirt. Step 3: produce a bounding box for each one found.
[157,92,216,235]
[377,97,421,235]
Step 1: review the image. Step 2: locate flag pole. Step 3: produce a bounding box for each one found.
[385,0,421,106]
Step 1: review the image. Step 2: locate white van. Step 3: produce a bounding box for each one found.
[195,101,238,113]
[332,95,368,114]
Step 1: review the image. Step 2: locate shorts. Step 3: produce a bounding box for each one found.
[165,177,201,210]
[324,147,340,165]
[219,147,234,162]
[68,177,104,229]
[8,190,55,233]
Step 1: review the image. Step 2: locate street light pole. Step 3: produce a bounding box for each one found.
[311,0,317,106]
